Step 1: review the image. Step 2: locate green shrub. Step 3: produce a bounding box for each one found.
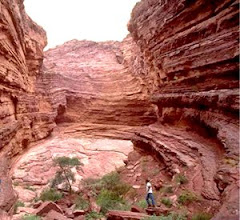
[191,212,212,220]
[83,172,130,214]
[82,171,130,197]
[178,190,198,205]
[52,156,83,193]
[161,197,172,208]
[171,212,188,220]
[96,189,129,214]
[74,195,89,210]
[85,211,104,220]
[160,186,173,194]
[127,188,138,200]
[100,172,130,195]
[175,174,188,185]
[22,214,41,220]
[14,201,25,214]
[136,199,148,209]
[39,188,62,202]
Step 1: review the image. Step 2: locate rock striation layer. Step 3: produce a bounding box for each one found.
[0,0,55,216]
[0,0,55,158]
[38,40,157,127]
[127,0,239,219]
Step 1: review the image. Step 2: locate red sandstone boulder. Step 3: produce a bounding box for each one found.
[107,210,148,220]
[145,207,169,216]
[33,201,43,209]
[34,201,63,217]
[73,210,85,217]
[43,210,70,220]
[74,216,85,220]
[131,205,145,213]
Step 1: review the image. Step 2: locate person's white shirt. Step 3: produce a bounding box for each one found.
[146,182,153,193]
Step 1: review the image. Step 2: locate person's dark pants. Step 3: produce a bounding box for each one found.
[146,193,155,206]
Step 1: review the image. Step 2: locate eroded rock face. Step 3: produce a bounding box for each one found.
[12,137,133,202]
[128,0,239,218]
[38,39,157,127]
[0,0,56,216]
[0,0,55,159]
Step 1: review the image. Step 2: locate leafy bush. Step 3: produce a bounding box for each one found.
[160,186,173,194]
[191,212,212,220]
[52,156,83,193]
[74,194,89,210]
[161,197,172,208]
[22,214,41,220]
[14,201,25,214]
[82,172,130,214]
[175,174,188,185]
[85,211,104,220]
[171,212,187,220]
[178,190,198,205]
[100,172,130,195]
[127,188,138,200]
[96,189,130,214]
[83,171,130,197]
[136,199,148,209]
[39,188,62,202]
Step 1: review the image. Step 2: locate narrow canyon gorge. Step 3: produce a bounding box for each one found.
[0,0,239,220]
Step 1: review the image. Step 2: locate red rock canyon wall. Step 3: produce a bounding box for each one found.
[0,0,54,215]
[128,0,239,219]
[0,0,239,219]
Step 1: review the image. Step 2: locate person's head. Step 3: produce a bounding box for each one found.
[146,178,149,183]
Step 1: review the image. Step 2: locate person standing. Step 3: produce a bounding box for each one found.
[146,179,155,207]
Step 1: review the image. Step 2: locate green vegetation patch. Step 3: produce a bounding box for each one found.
[38,188,63,202]
[14,201,25,214]
[175,174,188,185]
[82,171,131,214]
[136,199,148,209]
[74,194,89,210]
[160,185,173,194]
[51,156,83,193]
[161,197,172,208]
[85,211,104,220]
[178,190,199,205]
[191,212,212,220]
[22,214,41,220]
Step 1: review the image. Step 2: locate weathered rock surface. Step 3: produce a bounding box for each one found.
[38,39,157,127]
[107,210,148,220]
[34,201,63,216]
[0,158,17,217]
[127,0,239,218]
[0,0,55,159]
[12,137,133,199]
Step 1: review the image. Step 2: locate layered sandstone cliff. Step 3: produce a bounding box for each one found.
[0,0,55,216]
[127,0,239,219]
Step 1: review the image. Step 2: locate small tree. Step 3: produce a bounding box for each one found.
[51,156,83,193]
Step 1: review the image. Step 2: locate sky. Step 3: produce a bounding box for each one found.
[24,0,140,50]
